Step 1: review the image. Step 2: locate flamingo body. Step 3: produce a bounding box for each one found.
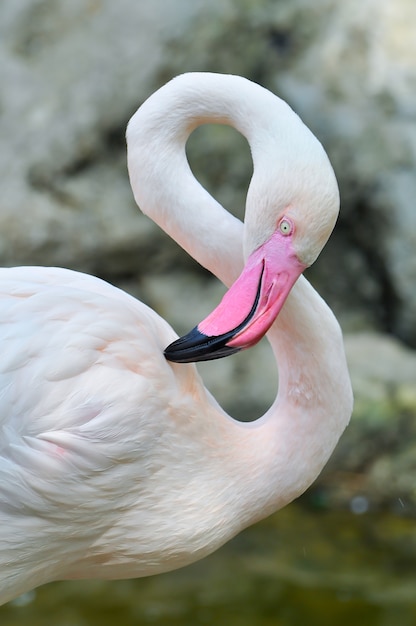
[0,73,353,605]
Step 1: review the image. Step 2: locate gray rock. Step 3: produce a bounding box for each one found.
[0,0,225,272]
[268,0,416,345]
[315,332,416,513]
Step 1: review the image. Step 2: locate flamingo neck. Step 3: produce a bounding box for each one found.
[127,73,352,529]
[265,277,351,503]
[212,276,351,532]
[127,72,304,287]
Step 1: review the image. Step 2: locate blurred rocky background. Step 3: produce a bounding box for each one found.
[1,0,415,513]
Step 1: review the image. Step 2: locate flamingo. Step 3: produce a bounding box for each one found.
[0,72,352,605]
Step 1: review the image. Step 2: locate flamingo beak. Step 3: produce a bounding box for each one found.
[164,230,306,363]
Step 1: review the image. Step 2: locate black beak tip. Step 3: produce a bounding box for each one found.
[164,326,241,363]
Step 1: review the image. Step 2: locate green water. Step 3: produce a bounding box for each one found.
[2,502,416,625]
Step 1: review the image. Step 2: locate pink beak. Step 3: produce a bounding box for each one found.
[164,229,306,363]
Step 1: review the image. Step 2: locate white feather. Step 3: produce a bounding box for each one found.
[0,73,352,604]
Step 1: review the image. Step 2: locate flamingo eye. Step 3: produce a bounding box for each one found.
[279,218,292,236]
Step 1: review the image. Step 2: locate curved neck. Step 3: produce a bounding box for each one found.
[127,73,353,526]
[259,276,352,511]
[127,73,305,287]
[211,275,352,530]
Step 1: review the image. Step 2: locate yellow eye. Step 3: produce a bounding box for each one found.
[279,218,292,236]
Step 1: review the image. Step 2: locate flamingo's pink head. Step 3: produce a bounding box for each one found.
[164,215,306,362]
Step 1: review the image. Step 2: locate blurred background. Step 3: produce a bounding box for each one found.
[1,0,416,623]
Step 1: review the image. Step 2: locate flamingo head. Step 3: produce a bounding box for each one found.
[165,115,340,363]
[164,208,338,364]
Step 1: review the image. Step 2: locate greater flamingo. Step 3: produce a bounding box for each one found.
[0,73,352,605]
